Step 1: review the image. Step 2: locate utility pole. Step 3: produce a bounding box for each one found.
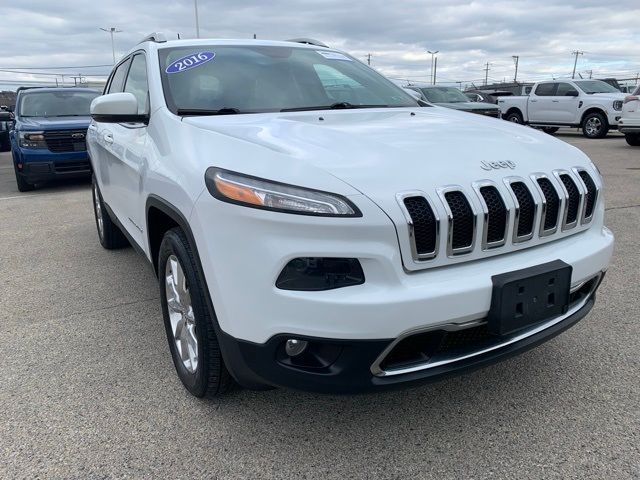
[194,0,200,38]
[433,57,438,85]
[428,50,438,85]
[366,53,372,66]
[100,27,122,64]
[483,62,491,85]
[571,50,584,79]
[512,55,519,82]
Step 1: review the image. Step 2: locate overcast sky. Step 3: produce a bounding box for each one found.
[1,0,639,90]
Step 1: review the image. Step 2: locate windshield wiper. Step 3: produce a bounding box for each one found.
[280,102,389,112]
[177,108,241,116]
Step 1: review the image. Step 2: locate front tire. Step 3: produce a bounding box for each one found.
[158,227,232,398]
[92,176,129,249]
[582,112,609,139]
[625,133,640,146]
[506,110,524,124]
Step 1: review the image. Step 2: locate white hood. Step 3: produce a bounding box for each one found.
[184,107,589,203]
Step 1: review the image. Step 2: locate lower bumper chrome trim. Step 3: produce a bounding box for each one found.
[371,272,602,377]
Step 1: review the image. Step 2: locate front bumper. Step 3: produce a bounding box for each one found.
[14,149,91,182]
[618,118,640,134]
[219,283,600,394]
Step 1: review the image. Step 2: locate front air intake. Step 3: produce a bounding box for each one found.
[536,177,561,234]
[443,190,475,254]
[402,196,438,259]
[559,173,581,228]
[577,170,598,222]
[479,185,508,248]
[509,181,536,242]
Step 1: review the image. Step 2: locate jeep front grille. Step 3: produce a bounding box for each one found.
[397,168,599,265]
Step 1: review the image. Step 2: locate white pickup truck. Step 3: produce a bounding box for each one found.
[498,79,627,138]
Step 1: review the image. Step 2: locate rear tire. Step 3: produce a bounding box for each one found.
[158,227,232,398]
[582,112,609,139]
[506,110,524,124]
[625,133,640,146]
[92,176,129,249]
[541,127,559,134]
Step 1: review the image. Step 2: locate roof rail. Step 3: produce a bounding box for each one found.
[138,32,168,44]
[286,38,329,48]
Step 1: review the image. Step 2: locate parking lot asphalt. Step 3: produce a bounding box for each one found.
[0,132,638,479]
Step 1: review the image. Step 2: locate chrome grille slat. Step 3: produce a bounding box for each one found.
[574,168,598,224]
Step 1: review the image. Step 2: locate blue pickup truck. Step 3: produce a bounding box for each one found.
[10,87,100,191]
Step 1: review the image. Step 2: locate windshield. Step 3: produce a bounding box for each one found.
[419,87,469,103]
[18,91,99,117]
[574,80,620,94]
[158,45,417,114]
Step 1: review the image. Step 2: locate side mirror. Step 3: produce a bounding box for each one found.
[566,90,579,97]
[90,93,149,123]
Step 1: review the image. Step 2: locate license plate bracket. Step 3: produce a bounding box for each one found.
[488,260,572,337]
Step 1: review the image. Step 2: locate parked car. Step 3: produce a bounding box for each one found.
[470,82,533,97]
[10,87,99,191]
[0,110,11,151]
[464,90,514,105]
[88,34,613,397]
[618,84,640,146]
[498,80,627,138]
[406,85,501,117]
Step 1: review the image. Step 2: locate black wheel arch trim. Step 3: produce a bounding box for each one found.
[144,194,265,389]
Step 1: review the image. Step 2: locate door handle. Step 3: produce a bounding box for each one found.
[530,99,537,103]
[552,100,560,103]
[103,132,114,144]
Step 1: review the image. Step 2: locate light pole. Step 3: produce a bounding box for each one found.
[194,0,200,38]
[428,50,439,85]
[100,27,122,64]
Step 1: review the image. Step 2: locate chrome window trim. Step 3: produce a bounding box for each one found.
[530,173,559,237]
[572,166,598,225]
[436,185,477,257]
[503,176,537,243]
[553,169,585,231]
[396,191,440,261]
[471,180,509,250]
[370,272,602,377]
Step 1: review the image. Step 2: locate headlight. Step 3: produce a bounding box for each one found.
[19,131,47,149]
[205,168,361,217]
[613,100,623,111]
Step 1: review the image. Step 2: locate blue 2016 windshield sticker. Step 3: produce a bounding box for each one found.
[165,52,215,74]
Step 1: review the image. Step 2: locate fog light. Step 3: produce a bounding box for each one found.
[285,339,308,357]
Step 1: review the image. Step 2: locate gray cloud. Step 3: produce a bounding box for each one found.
[1,0,639,90]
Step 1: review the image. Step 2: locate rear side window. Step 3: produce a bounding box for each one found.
[556,83,578,96]
[535,83,557,96]
[107,59,131,94]
[124,54,149,114]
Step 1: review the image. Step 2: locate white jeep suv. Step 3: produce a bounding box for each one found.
[88,34,614,397]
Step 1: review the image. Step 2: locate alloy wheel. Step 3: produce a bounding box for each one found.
[93,183,104,240]
[165,255,198,373]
